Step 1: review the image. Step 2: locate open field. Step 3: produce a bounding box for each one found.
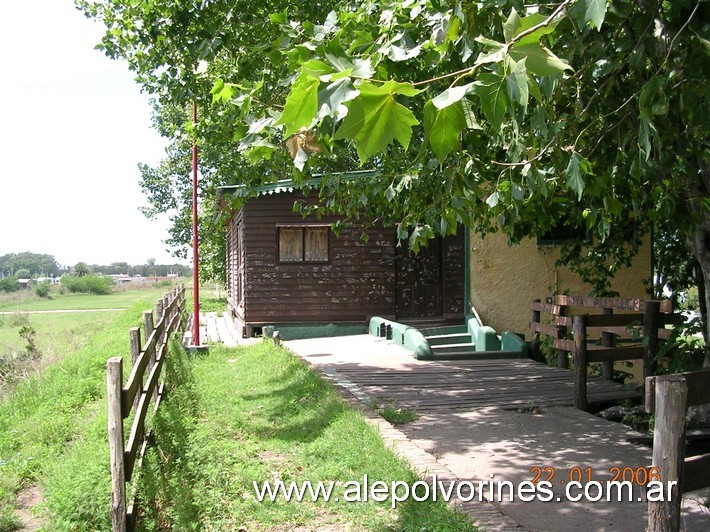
[0,284,173,312]
[0,311,117,359]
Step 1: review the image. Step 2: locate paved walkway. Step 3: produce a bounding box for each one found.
[286,334,710,531]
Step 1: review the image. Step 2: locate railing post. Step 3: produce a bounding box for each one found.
[531,299,542,362]
[648,375,687,532]
[602,307,614,380]
[573,315,588,411]
[107,357,127,532]
[142,310,154,343]
[142,310,158,403]
[155,299,165,344]
[129,328,141,412]
[557,304,569,369]
[644,300,661,380]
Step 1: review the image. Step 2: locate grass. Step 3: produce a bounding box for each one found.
[0,285,170,312]
[0,311,117,356]
[1,292,473,530]
[0,291,175,530]
[378,405,419,425]
[136,342,473,530]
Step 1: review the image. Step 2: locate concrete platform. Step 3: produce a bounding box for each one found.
[286,334,710,531]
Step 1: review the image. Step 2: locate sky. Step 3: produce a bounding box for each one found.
[0,0,184,268]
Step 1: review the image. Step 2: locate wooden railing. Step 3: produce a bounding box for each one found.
[645,369,710,531]
[107,286,186,531]
[530,296,680,410]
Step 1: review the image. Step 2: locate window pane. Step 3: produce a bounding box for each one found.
[305,227,328,261]
[279,228,303,261]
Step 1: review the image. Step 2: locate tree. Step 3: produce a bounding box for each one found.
[73,262,90,277]
[14,269,31,280]
[80,0,710,363]
[0,252,60,277]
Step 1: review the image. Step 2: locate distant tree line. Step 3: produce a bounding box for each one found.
[0,252,191,282]
[0,252,61,278]
[88,259,192,278]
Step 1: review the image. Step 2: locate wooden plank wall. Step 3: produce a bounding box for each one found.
[242,191,396,324]
[226,209,245,322]
[442,229,465,317]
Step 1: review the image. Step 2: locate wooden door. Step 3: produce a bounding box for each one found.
[395,237,444,318]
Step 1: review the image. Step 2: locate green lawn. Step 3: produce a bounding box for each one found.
[0,298,159,530]
[134,342,473,530]
[0,302,474,530]
[0,311,118,356]
[0,287,170,312]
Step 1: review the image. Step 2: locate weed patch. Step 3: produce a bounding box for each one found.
[377,404,419,425]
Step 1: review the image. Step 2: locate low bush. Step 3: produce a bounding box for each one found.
[34,282,51,299]
[60,274,114,295]
[0,278,20,293]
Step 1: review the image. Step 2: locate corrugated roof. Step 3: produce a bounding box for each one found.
[217,169,378,200]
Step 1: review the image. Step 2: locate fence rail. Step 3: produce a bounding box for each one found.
[530,295,680,410]
[107,286,186,531]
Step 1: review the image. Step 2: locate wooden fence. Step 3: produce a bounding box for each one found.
[530,295,680,410]
[107,286,186,531]
[645,369,710,531]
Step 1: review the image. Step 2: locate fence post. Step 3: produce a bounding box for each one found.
[107,357,127,532]
[644,300,661,380]
[530,299,541,362]
[573,315,588,411]
[129,328,141,412]
[601,307,614,380]
[648,375,687,532]
[557,304,569,369]
[155,299,165,344]
[142,310,157,403]
[142,310,154,342]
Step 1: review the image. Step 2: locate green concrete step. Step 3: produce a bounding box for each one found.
[418,325,468,337]
[425,333,473,346]
[424,350,526,361]
[431,343,477,354]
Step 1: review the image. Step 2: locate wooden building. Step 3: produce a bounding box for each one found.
[218,180,465,339]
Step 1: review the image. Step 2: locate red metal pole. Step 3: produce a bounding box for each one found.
[191,101,201,346]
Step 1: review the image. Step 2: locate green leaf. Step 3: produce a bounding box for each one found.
[386,184,396,201]
[638,113,656,160]
[503,9,522,42]
[424,100,466,161]
[275,71,320,137]
[334,81,421,163]
[461,99,483,130]
[326,53,374,78]
[302,60,332,79]
[432,82,474,110]
[512,13,561,46]
[318,78,360,120]
[475,36,504,49]
[566,152,585,200]
[474,73,508,131]
[571,0,607,30]
[509,42,573,77]
[505,57,529,110]
[528,77,543,104]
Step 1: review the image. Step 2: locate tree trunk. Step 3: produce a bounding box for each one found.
[684,163,710,368]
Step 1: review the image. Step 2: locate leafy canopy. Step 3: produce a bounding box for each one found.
[80,0,710,360]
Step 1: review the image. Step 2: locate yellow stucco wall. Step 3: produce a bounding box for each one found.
[469,232,652,336]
